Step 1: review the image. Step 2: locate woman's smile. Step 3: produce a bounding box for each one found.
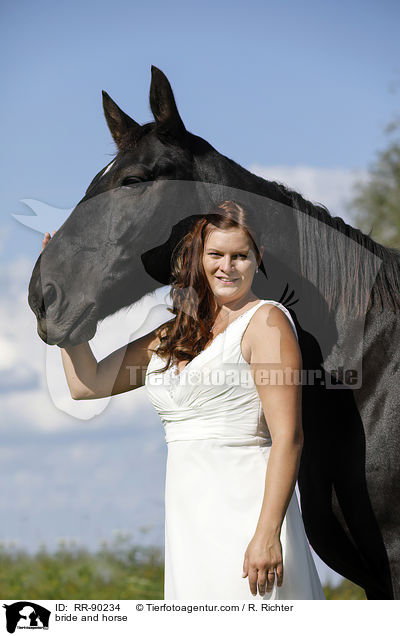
[216,276,240,285]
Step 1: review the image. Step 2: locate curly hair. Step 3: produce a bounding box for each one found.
[148,200,264,375]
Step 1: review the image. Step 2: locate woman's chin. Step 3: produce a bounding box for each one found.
[213,285,238,295]
[212,286,244,302]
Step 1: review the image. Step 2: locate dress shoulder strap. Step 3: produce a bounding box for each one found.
[236,299,299,342]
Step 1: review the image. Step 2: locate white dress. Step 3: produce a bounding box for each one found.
[144,299,325,600]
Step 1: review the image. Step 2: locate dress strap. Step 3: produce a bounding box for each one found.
[234,300,298,341]
[219,299,299,366]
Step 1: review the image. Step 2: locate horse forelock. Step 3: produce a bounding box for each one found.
[114,122,156,154]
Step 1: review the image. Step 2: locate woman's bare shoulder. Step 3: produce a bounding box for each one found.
[252,303,297,338]
[241,303,298,363]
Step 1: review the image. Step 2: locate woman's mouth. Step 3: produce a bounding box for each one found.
[216,277,239,285]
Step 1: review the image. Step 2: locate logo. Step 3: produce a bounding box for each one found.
[2,602,51,633]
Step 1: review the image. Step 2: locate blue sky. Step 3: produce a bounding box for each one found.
[3,0,399,265]
[1,0,399,590]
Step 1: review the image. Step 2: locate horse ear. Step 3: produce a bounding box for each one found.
[149,66,186,142]
[102,90,140,150]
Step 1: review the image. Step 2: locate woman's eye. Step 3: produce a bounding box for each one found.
[208,253,247,258]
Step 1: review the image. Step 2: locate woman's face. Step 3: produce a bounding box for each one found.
[202,225,264,306]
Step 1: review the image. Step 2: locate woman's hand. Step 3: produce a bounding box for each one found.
[41,230,56,253]
[242,532,284,596]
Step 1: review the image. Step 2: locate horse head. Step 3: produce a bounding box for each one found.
[29,67,215,345]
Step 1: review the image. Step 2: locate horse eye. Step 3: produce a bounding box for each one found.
[121,176,143,187]
[121,173,155,187]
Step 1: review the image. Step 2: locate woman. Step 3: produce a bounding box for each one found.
[42,200,324,600]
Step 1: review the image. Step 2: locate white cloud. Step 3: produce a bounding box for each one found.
[0,424,166,553]
[248,163,369,226]
[0,335,18,369]
[0,225,11,255]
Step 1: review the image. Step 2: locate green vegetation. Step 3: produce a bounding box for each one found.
[323,578,366,600]
[347,118,400,249]
[0,538,366,600]
[0,536,163,600]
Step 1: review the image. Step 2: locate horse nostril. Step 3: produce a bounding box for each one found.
[43,284,57,311]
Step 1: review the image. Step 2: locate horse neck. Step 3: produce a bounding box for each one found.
[192,143,289,202]
[192,142,400,317]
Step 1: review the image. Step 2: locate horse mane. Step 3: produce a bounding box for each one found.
[271,176,400,316]
[223,159,400,317]
[111,122,156,155]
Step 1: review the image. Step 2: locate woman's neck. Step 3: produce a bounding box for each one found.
[211,293,260,323]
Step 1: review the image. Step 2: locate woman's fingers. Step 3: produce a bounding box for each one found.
[276,562,284,587]
[266,568,275,593]
[248,566,259,596]
[257,571,267,597]
[248,563,283,597]
[242,555,249,578]
[41,233,49,253]
[41,230,56,253]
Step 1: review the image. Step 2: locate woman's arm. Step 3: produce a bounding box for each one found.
[41,231,164,401]
[242,304,303,596]
[60,329,160,400]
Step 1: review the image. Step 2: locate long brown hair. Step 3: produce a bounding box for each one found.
[148,200,264,374]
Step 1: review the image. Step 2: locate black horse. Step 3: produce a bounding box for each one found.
[28,66,400,599]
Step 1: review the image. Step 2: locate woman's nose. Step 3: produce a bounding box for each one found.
[219,257,234,272]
